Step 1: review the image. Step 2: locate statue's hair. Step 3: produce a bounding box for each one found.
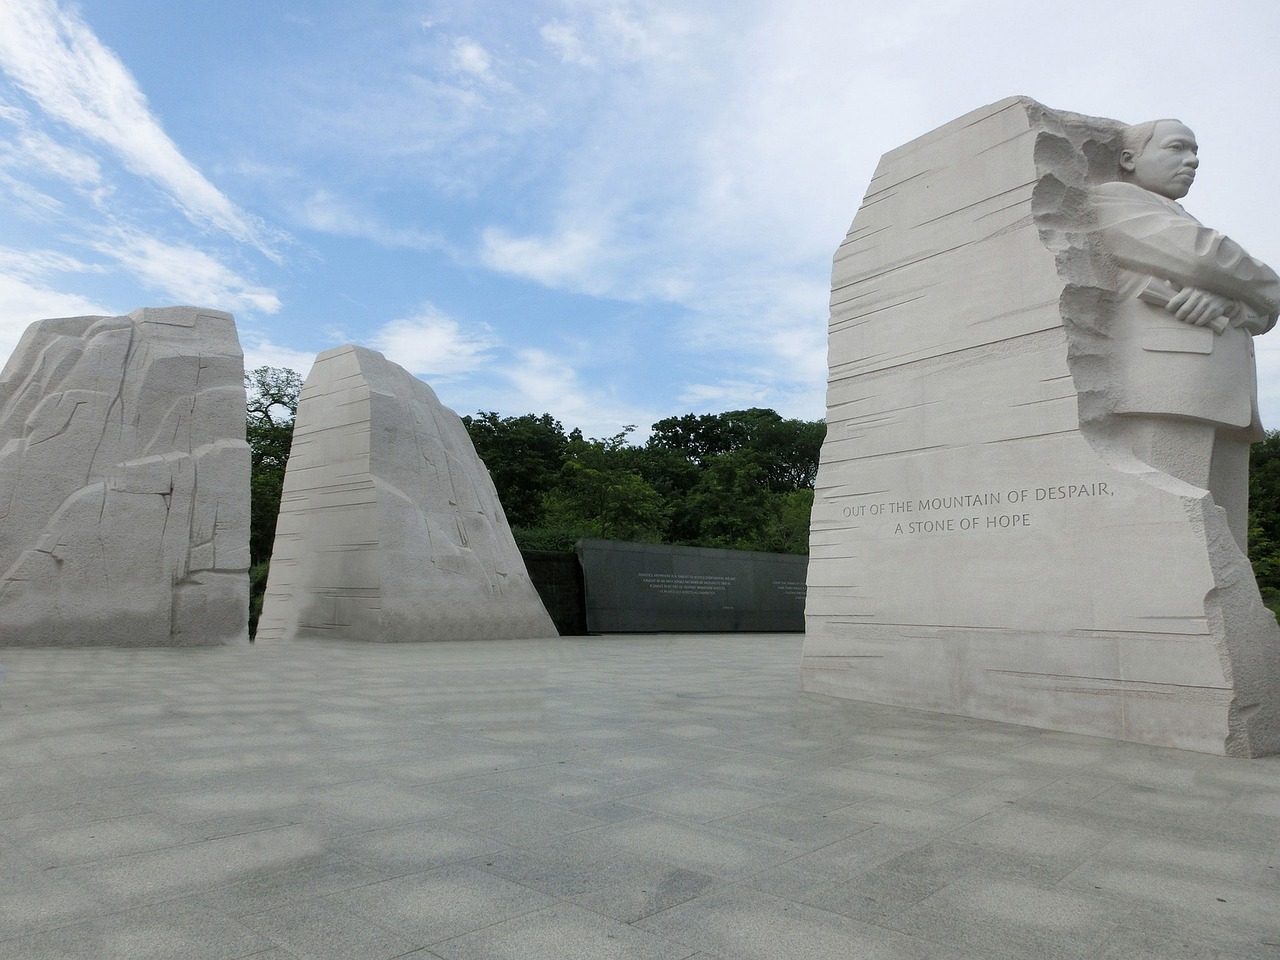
[1120,119,1184,158]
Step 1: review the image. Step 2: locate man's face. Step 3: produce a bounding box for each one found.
[1123,121,1199,200]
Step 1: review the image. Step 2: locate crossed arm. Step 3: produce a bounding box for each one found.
[1093,181,1280,335]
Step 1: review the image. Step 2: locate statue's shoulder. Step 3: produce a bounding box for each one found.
[1091,180,1157,203]
[1090,180,1187,223]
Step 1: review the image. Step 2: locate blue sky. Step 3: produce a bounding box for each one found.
[1,0,1278,438]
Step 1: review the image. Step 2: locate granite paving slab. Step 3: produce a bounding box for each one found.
[0,633,1278,958]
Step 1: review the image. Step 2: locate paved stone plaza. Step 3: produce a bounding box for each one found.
[1,634,1278,959]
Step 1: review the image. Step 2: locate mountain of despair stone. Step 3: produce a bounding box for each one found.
[0,307,250,645]
[255,344,557,641]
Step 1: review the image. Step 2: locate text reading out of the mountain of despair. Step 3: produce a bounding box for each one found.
[837,482,1115,535]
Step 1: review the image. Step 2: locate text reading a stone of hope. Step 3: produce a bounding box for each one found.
[840,482,1114,534]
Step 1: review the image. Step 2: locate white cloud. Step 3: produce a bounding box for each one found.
[0,0,282,257]
[479,224,608,292]
[488,346,658,441]
[0,272,107,364]
[502,347,583,412]
[91,228,281,315]
[0,245,102,281]
[0,169,65,219]
[450,38,497,83]
[3,127,103,188]
[0,247,112,365]
[241,334,318,379]
[678,380,770,410]
[298,189,444,251]
[541,3,701,68]
[540,22,596,67]
[369,305,497,380]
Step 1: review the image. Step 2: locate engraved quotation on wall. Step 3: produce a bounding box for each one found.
[638,573,736,596]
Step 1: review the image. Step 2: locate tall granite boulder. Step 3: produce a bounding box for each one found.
[0,307,250,645]
[803,98,1280,756]
[256,344,557,641]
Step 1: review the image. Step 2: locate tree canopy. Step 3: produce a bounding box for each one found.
[244,366,303,635]
[1250,429,1280,608]
[245,366,302,566]
[462,408,825,554]
[460,412,571,530]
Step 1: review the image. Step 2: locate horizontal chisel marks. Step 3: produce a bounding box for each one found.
[828,329,1065,383]
[828,399,939,425]
[829,295,928,330]
[967,299,1061,327]
[829,240,974,290]
[960,97,1025,128]
[819,487,891,500]
[978,428,1076,445]
[829,326,1068,383]
[1009,394,1076,408]
[974,126,1036,155]
[986,670,1230,696]
[975,197,1034,224]
[840,222,894,247]
[861,167,940,203]
[824,442,950,464]
[911,182,1034,228]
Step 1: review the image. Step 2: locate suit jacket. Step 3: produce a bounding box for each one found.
[1091,181,1280,429]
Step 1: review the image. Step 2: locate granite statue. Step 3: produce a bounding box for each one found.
[803,98,1280,756]
[1092,119,1280,551]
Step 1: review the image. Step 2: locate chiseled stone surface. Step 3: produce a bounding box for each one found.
[804,97,1280,756]
[256,344,556,641]
[0,307,250,646]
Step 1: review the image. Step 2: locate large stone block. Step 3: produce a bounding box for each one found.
[256,344,557,641]
[803,98,1280,756]
[0,307,250,645]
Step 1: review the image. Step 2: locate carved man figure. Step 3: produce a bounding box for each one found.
[1092,119,1280,550]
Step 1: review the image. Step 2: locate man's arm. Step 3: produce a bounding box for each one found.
[1092,181,1280,323]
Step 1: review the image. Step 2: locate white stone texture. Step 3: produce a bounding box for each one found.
[256,344,557,641]
[0,307,250,645]
[803,97,1280,757]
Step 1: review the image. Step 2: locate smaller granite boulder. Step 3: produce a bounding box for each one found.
[256,344,557,641]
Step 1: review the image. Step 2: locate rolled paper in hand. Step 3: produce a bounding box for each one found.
[1137,277,1230,333]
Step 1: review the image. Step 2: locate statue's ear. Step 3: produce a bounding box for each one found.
[1119,149,1137,173]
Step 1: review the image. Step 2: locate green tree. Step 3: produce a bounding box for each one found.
[628,444,703,543]
[540,428,667,545]
[245,366,302,635]
[1249,429,1280,606]
[648,408,825,491]
[245,366,302,566]
[462,412,569,529]
[758,488,815,554]
[645,409,823,552]
[454,406,823,556]
[682,449,773,549]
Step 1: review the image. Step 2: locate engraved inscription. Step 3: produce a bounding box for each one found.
[638,573,736,596]
[836,480,1115,535]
